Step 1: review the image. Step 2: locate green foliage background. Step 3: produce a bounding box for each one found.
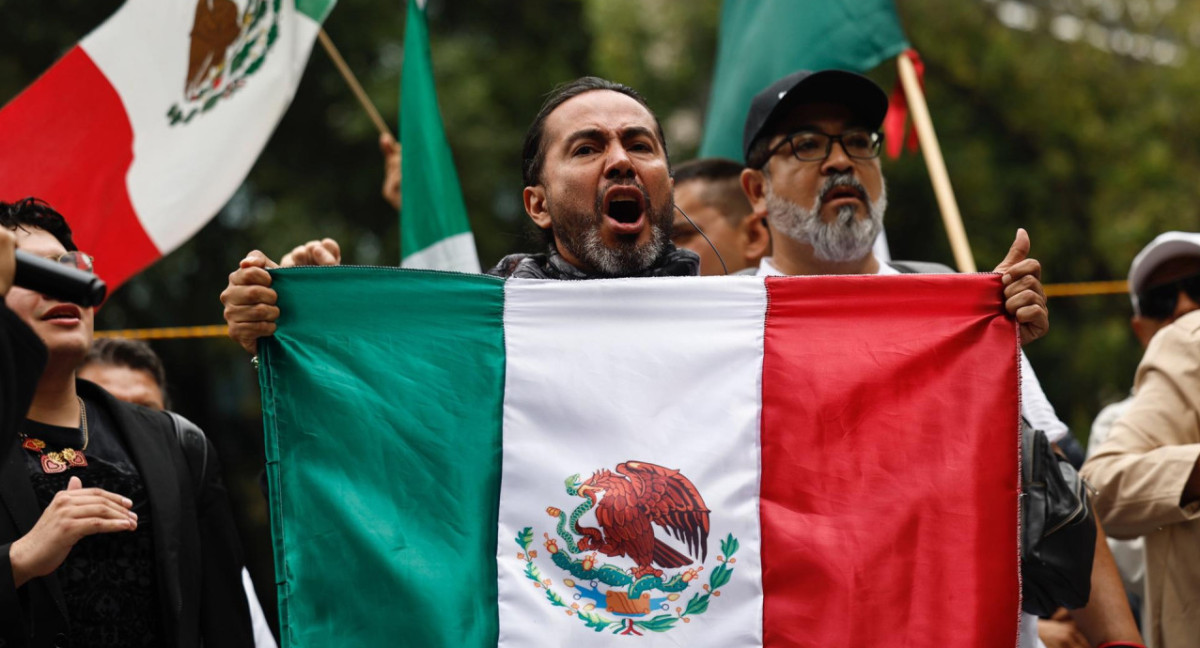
[4,0,1199,635]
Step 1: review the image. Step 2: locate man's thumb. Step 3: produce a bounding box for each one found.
[67,476,82,491]
[994,228,1030,272]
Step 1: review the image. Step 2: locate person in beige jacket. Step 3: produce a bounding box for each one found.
[1083,231,1200,648]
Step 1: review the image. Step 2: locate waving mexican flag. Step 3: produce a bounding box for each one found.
[259,270,1021,647]
[0,0,336,288]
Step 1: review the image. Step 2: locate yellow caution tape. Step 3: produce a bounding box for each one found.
[1042,280,1129,298]
[93,325,229,340]
[92,281,1133,340]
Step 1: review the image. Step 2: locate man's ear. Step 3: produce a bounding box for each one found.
[739,211,771,267]
[740,168,769,220]
[523,185,552,230]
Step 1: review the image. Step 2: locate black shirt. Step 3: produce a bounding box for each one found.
[20,397,163,647]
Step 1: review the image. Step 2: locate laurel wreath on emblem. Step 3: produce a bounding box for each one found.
[166,0,282,126]
[515,528,739,636]
[514,461,739,636]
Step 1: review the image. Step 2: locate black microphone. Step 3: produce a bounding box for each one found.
[13,250,107,307]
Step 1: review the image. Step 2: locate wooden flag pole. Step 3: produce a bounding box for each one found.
[896,54,976,273]
[317,28,394,139]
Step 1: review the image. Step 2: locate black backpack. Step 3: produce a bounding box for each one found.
[1020,418,1096,616]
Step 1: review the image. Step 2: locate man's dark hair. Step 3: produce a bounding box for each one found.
[0,198,77,251]
[521,76,669,188]
[82,338,171,409]
[673,158,752,225]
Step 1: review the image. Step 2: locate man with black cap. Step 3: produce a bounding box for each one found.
[1082,232,1200,648]
[738,69,1142,648]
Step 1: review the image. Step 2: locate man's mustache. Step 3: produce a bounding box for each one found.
[818,174,868,207]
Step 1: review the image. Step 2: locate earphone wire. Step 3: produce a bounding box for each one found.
[673,204,728,275]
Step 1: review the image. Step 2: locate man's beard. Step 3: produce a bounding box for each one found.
[550,183,673,276]
[766,173,887,263]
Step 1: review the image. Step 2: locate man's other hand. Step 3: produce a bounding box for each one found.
[994,228,1049,345]
[221,250,281,355]
[9,476,136,588]
[280,238,341,268]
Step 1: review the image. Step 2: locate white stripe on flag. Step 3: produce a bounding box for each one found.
[400,231,481,273]
[496,276,766,646]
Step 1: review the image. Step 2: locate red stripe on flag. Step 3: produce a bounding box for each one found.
[0,46,159,289]
[760,273,1020,646]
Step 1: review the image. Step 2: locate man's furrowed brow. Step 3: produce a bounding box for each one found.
[562,126,658,147]
[621,126,656,141]
[563,128,606,148]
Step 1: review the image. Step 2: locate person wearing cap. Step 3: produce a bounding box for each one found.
[738,69,1142,648]
[1082,232,1200,648]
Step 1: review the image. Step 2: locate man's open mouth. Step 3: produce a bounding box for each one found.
[603,186,647,233]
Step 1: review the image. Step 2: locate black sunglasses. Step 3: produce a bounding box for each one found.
[1138,272,1200,319]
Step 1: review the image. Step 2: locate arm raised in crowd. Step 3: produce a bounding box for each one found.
[220,239,341,354]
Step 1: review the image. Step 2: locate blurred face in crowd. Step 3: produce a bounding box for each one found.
[523,90,674,275]
[78,363,166,410]
[672,179,767,276]
[1132,255,1200,347]
[671,180,741,275]
[749,102,887,263]
[3,226,94,366]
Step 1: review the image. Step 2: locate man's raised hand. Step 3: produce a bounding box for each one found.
[994,228,1049,345]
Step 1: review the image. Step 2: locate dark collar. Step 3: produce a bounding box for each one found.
[487,243,700,280]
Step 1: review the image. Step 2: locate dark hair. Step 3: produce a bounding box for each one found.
[82,338,171,409]
[672,158,752,225]
[521,76,668,188]
[0,197,77,251]
[673,157,744,185]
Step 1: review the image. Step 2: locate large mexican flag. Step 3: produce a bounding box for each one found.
[0,0,336,288]
[259,270,1020,647]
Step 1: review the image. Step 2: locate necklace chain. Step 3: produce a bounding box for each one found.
[77,396,89,450]
[19,396,90,473]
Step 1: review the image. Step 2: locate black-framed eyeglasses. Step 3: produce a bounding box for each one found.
[761,128,884,167]
[45,251,94,274]
[1138,271,1200,319]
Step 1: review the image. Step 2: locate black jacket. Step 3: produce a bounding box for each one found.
[0,380,254,648]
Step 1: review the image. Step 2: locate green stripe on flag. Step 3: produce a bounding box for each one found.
[400,0,479,271]
[295,0,337,24]
[260,267,505,647]
[699,0,909,161]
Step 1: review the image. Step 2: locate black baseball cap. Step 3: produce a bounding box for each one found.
[743,69,889,167]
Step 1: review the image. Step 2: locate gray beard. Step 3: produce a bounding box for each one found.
[550,187,673,276]
[765,175,887,263]
[573,221,669,276]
